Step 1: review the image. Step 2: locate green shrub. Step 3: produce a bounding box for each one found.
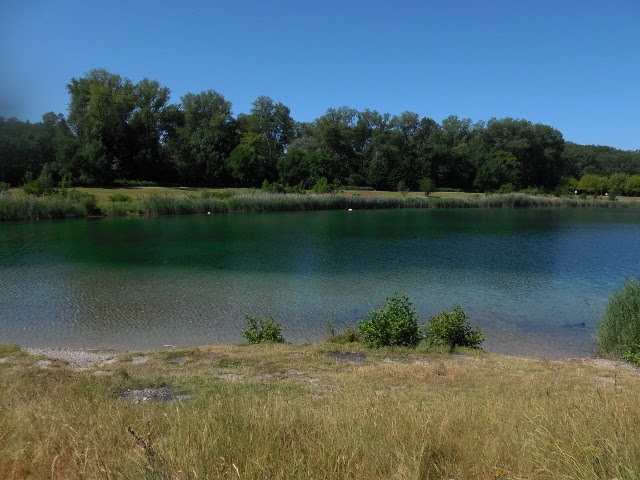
[114,179,158,187]
[358,293,422,348]
[261,179,284,193]
[0,181,10,194]
[284,182,306,194]
[242,314,285,344]
[427,306,484,349]
[598,279,640,365]
[419,177,436,196]
[109,193,132,202]
[311,177,333,194]
[497,183,515,194]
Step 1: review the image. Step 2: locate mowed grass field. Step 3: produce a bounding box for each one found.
[1,342,639,479]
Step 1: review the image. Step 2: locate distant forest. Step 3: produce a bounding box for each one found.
[2,68,640,194]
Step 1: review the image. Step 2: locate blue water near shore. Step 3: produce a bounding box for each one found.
[2,208,639,358]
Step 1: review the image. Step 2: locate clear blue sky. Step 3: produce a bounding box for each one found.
[1,0,638,150]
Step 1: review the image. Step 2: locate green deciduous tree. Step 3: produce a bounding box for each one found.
[625,175,640,196]
[473,150,520,192]
[170,90,237,185]
[66,69,179,184]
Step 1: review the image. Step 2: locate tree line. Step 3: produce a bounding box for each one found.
[2,68,640,193]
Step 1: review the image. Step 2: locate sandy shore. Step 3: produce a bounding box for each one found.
[24,347,123,370]
[17,345,640,376]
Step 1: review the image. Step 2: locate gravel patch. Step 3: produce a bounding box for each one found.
[285,369,305,376]
[119,386,190,403]
[130,355,150,365]
[217,373,243,382]
[166,356,186,365]
[580,358,640,375]
[452,354,474,361]
[25,348,120,370]
[325,352,367,363]
[0,357,9,364]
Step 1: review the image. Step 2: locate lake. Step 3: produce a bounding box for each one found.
[2,208,639,358]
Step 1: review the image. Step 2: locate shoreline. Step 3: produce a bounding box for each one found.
[18,343,636,373]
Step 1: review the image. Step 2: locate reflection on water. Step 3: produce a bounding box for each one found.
[2,208,640,358]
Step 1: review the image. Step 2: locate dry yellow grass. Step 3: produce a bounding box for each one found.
[1,343,639,479]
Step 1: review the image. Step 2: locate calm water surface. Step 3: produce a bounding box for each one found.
[2,208,640,358]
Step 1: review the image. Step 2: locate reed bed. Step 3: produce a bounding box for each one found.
[1,343,639,479]
[227,191,427,212]
[138,194,230,215]
[1,190,631,222]
[0,194,88,221]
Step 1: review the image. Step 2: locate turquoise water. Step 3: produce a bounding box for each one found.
[2,208,640,358]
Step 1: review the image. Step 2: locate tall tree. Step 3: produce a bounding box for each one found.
[237,96,294,177]
[170,90,237,185]
[66,69,178,184]
[483,118,564,189]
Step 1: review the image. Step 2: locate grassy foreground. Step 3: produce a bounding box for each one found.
[1,343,639,479]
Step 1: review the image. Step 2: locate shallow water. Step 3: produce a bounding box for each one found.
[2,208,639,358]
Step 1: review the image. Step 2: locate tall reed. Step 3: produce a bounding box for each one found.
[0,195,87,221]
[138,194,229,215]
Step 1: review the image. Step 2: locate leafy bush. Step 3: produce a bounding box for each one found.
[427,306,484,349]
[598,279,640,365]
[109,193,132,202]
[114,179,158,187]
[311,177,333,194]
[358,293,422,348]
[22,166,56,196]
[284,182,306,194]
[497,183,515,194]
[261,179,284,193]
[0,181,10,194]
[242,314,285,344]
[419,177,436,196]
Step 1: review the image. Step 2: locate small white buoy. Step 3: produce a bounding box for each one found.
[207,211,211,215]
[348,208,353,211]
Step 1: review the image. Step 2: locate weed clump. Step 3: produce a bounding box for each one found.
[242,314,286,344]
[598,279,640,365]
[325,321,360,344]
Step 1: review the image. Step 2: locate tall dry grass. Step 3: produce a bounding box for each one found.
[1,343,639,479]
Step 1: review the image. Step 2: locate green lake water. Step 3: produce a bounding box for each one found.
[2,208,640,358]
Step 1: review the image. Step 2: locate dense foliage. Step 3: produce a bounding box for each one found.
[2,68,639,192]
[242,314,286,344]
[358,293,422,348]
[427,306,485,349]
[598,279,640,365]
